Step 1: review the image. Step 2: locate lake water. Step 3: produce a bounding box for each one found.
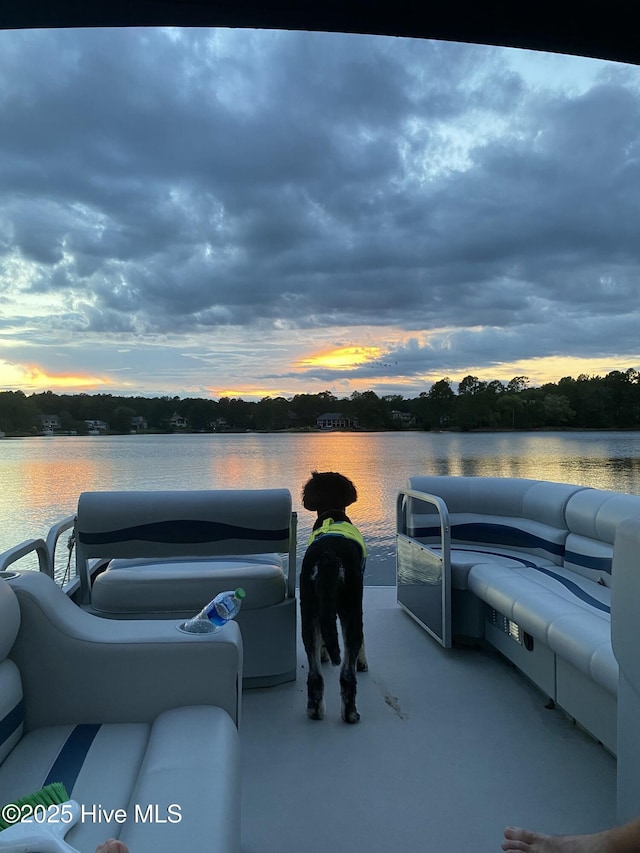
[2,430,640,584]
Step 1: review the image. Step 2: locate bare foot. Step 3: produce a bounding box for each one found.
[95,840,129,853]
[502,826,609,853]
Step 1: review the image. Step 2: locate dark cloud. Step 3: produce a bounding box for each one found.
[1,27,640,393]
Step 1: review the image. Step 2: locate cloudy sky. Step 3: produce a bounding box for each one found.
[1,27,639,400]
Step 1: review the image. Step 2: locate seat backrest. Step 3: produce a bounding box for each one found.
[564,489,640,587]
[611,516,640,823]
[406,476,537,517]
[612,516,640,682]
[403,476,587,565]
[406,476,585,523]
[74,489,294,601]
[0,580,23,764]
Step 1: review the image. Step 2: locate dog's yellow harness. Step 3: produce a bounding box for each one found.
[307,518,367,571]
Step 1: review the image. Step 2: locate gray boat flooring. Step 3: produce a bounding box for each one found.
[240,586,616,853]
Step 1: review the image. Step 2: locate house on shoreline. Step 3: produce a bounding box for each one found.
[85,419,108,434]
[391,409,415,427]
[131,415,148,431]
[316,412,359,430]
[170,411,188,429]
[40,414,61,434]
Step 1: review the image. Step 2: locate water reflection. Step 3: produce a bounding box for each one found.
[418,432,640,493]
[429,453,640,489]
[2,431,640,584]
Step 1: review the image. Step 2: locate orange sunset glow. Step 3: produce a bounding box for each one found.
[0,361,112,392]
[298,346,383,371]
[464,355,640,388]
[208,387,289,400]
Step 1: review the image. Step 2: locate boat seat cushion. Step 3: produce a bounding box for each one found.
[76,489,293,561]
[450,545,557,589]
[401,476,640,753]
[404,477,585,589]
[468,562,616,694]
[91,555,286,614]
[0,582,22,764]
[563,490,640,586]
[406,476,584,524]
[0,706,240,853]
[408,514,564,588]
[0,575,241,853]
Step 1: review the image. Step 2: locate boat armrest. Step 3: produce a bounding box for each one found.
[0,537,50,575]
[45,514,76,583]
[396,488,451,555]
[6,571,243,729]
[396,489,452,647]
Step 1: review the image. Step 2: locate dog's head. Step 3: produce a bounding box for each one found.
[302,471,358,514]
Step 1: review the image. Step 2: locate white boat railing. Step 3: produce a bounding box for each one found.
[0,537,50,576]
[45,514,76,584]
[395,488,452,648]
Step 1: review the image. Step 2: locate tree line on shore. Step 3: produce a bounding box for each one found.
[1,369,640,436]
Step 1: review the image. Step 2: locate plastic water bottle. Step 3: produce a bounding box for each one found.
[180,588,246,634]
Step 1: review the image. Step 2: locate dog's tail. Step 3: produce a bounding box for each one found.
[316,551,341,666]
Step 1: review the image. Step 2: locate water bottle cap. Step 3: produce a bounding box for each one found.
[234,587,246,599]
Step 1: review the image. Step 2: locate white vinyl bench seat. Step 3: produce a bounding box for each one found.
[67,488,298,688]
[0,570,242,853]
[468,562,616,695]
[399,475,640,754]
[0,707,239,853]
[422,541,559,588]
[92,556,287,614]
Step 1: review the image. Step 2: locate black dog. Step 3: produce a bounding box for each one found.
[299,471,368,723]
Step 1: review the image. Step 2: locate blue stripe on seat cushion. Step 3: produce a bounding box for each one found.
[413,522,564,556]
[533,566,610,614]
[79,520,289,546]
[44,724,101,792]
[564,550,612,574]
[0,699,24,747]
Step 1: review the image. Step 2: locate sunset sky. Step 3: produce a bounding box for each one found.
[1,27,639,400]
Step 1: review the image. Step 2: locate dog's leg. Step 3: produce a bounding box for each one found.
[301,576,325,719]
[338,612,363,724]
[304,624,325,720]
[357,637,369,672]
[334,556,365,724]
